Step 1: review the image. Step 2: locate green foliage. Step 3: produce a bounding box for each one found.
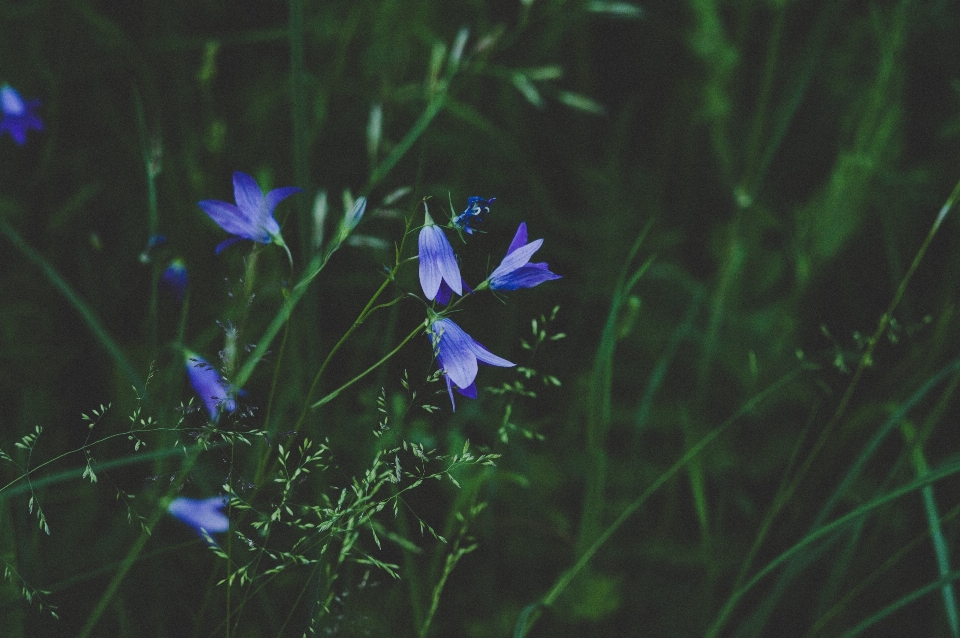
[4,0,960,636]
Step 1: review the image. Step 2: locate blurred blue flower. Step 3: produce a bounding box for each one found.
[198,171,302,260]
[419,208,461,301]
[428,316,513,411]
[160,258,188,302]
[487,222,561,291]
[0,84,43,146]
[452,196,495,235]
[168,496,229,535]
[185,351,237,422]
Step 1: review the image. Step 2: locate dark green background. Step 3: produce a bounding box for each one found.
[3,0,960,636]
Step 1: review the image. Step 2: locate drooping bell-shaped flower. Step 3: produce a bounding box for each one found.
[185,351,237,422]
[0,84,43,146]
[427,315,513,411]
[486,222,561,291]
[418,207,462,301]
[168,496,230,535]
[198,171,302,263]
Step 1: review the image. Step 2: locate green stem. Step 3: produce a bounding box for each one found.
[733,172,960,592]
[77,443,206,638]
[0,218,144,394]
[705,456,960,638]
[902,422,960,638]
[366,89,446,193]
[297,278,393,425]
[310,322,423,410]
[515,369,800,637]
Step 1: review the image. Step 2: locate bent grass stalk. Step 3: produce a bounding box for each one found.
[576,223,653,557]
[803,502,960,637]
[309,322,422,412]
[735,356,960,635]
[77,441,207,638]
[901,421,960,638]
[514,368,801,637]
[705,455,960,638]
[0,217,144,394]
[729,173,960,608]
[839,569,960,638]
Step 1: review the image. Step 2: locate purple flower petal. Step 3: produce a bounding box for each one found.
[185,351,237,421]
[435,278,472,306]
[233,172,266,222]
[215,236,244,254]
[198,171,301,254]
[198,200,263,240]
[489,239,543,281]
[418,212,462,300]
[160,259,188,302]
[168,496,230,535]
[265,186,304,214]
[0,84,43,146]
[506,222,528,255]
[488,223,560,291]
[429,317,513,411]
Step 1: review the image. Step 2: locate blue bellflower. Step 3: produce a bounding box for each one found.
[168,496,230,535]
[452,196,495,235]
[198,171,302,262]
[487,223,561,291]
[418,208,462,301]
[0,84,43,146]
[185,351,237,422]
[428,316,514,411]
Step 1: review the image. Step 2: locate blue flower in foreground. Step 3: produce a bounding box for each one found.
[160,258,188,302]
[0,84,43,146]
[428,316,514,411]
[419,208,462,301]
[487,222,561,291]
[168,496,229,535]
[198,171,302,262]
[452,196,495,235]
[185,351,237,422]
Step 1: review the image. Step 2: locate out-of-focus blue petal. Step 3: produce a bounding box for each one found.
[198,199,264,241]
[185,351,237,421]
[0,84,43,146]
[232,172,265,221]
[0,85,25,115]
[168,496,230,535]
[160,258,188,302]
[265,186,304,214]
[215,237,244,254]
